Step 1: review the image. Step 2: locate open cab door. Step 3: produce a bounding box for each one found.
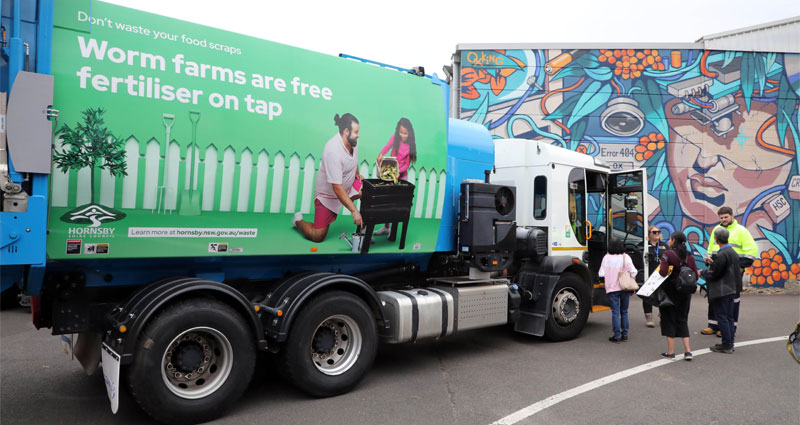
[607,169,649,284]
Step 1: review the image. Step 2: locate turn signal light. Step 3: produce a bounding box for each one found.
[119,325,127,333]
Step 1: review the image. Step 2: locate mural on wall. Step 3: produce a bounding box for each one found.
[460,48,800,287]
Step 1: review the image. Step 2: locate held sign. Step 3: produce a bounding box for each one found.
[637,266,669,297]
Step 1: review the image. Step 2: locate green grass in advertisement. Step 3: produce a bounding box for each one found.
[48,0,447,259]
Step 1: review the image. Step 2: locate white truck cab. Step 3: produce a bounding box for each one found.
[493,139,649,307]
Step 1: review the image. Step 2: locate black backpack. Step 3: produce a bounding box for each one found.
[675,258,698,294]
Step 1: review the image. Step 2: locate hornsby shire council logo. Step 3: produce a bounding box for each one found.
[60,204,126,235]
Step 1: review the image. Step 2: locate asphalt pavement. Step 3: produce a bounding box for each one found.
[2,292,798,424]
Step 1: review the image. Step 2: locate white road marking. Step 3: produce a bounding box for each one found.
[491,336,786,425]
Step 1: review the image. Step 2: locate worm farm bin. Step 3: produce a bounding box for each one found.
[358,179,415,253]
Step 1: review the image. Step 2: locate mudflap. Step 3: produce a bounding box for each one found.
[513,273,560,337]
[101,343,121,414]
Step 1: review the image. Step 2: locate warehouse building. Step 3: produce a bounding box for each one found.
[453,17,800,287]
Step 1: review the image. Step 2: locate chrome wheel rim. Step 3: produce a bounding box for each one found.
[161,327,233,399]
[552,288,580,326]
[310,314,362,376]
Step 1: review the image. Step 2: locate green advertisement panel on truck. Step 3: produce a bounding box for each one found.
[49,0,446,259]
[2,1,649,423]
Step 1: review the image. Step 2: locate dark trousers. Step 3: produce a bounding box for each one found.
[710,294,736,348]
[707,267,743,331]
[707,289,740,331]
[642,299,653,314]
[659,293,691,338]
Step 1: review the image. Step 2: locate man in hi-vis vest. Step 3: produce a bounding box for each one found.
[701,206,758,337]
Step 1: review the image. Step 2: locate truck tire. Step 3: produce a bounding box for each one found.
[127,299,255,424]
[544,272,591,342]
[280,290,377,397]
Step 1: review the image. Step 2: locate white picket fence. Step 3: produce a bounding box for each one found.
[50,137,448,219]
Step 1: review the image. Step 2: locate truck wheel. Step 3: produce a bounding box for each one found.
[127,299,255,424]
[544,273,591,341]
[280,291,377,397]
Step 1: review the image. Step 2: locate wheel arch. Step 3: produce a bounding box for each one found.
[541,256,592,292]
[563,263,592,288]
[114,277,267,365]
[261,272,386,343]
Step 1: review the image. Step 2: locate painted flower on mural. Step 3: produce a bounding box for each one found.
[634,132,665,161]
[597,49,665,80]
[748,250,798,285]
[545,50,671,151]
[750,225,800,287]
[461,68,492,100]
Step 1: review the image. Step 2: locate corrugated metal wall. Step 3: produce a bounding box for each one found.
[699,17,800,54]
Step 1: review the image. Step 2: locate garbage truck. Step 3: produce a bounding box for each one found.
[1,1,648,423]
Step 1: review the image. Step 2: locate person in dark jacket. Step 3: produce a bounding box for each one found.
[702,227,741,354]
[645,225,668,327]
[658,231,698,361]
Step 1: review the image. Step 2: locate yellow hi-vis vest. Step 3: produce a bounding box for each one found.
[706,219,758,260]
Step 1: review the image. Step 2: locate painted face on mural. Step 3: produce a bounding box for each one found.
[666,97,795,224]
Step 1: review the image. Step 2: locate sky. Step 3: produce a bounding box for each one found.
[104,0,799,81]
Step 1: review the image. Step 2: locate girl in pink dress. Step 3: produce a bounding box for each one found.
[374,118,417,236]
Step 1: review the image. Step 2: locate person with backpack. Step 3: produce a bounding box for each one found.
[657,231,698,360]
[702,227,741,354]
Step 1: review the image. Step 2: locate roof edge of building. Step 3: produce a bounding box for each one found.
[456,17,800,54]
[456,43,703,51]
[696,15,800,42]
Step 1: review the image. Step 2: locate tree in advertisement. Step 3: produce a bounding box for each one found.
[54,107,128,204]
[54,107,128,227]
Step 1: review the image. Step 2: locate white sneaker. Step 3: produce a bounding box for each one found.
[292,212,303,228]
[374,226,391,236]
